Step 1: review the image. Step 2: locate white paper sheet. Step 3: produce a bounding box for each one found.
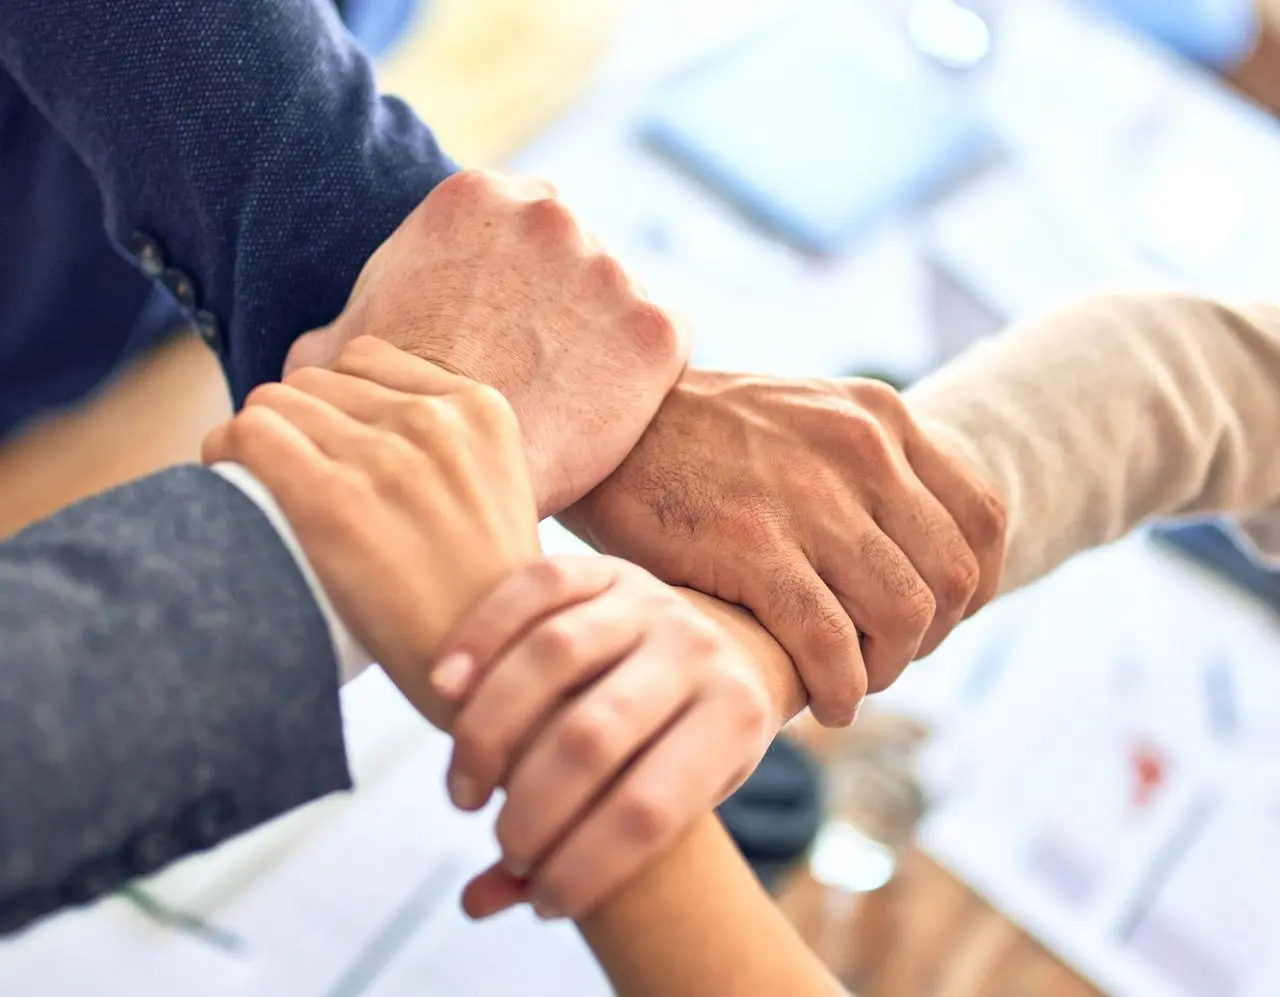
[920,536,1280,997]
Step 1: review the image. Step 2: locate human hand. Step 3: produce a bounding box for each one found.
[559,371,1006,727]
[202,337,540,728]
[429,555,776,921]
[283,169,689,517]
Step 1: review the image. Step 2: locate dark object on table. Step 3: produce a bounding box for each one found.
[718,735,824,892]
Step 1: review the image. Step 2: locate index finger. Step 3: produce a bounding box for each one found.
[739,549,867,729]
[432,555,619,702]
[202,407,336,524]
[329,336,480,394]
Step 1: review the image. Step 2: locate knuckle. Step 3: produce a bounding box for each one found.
[971,487,1008,551]
[615,790,673,844]
[720,672,771,735]
[557,707,615,771]
[243,381,294,410]
[396,396,444,443]
[407,394,472,447]
[762,566,817,633]
[894,583,937,639]
[623,300,683,369]
[847,377,907,419]
[461,380,509,413]
[604,556,650,587]
[365,436,417,497]
[843,412,897,474]
[222,407,271,451]
[530,618,584,664]
[528,556,587,599]
[421,171,497,233]
[520,195,578,242]
[823,663,869,728]
[459,382,519,437]
[280,365,327,393]
[678,617,724,660]
[938,547,981,610]
[858,531,921,603]
[811,603,859,657]
[529,557,575,595]
[762,562,835,637]
[333,334,387,369]
[585,251,630,296]
[436,168,492,202]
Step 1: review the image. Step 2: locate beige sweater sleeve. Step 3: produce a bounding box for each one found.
[904,293,1280,593]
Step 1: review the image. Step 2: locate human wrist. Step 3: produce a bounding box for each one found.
[209,462,372,684]
[675,588,804,726]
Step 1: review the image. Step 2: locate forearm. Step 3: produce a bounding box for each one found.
[555,588,830,997]
[907,293,1280,592]
[587,287,1280,989]
[570,291,1280,993]
[578,816,847,997]
[681,589,808,722]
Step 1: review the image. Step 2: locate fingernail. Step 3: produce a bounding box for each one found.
[532,895,564,921]
[449,770,483,810]
[503,857,529,879]
[432,652,474,699]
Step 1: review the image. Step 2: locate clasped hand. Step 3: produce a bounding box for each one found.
[284,169,1005,730]
[208,167,1008,922]
[204,338,777,923]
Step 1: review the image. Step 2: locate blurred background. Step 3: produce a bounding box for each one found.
[4,0,1280,994]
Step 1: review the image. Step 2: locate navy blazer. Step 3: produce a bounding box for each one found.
[0,0,454,436]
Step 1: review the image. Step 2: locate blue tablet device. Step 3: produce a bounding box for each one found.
[640,1,992,255]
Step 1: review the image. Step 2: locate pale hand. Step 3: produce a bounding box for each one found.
[284,169,690,517]
[203,337,540,728]
[430,555,777,921]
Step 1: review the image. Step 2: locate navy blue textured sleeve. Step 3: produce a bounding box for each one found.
[0,0,456,403]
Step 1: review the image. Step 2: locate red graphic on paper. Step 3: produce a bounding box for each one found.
[1130,741,1168,811]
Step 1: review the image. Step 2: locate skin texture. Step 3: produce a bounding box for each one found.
[199,343,891,997]
[215,282,1280,997]
[285,170,1005,732]
[561,370,1006,727]
[203,337,542,729]
[203,341,791,931]
[434,555,778,920]
[283,169,690,518]
[579,814,848,997]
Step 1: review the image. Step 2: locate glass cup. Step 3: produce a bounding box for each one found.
[806,713,929,988]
